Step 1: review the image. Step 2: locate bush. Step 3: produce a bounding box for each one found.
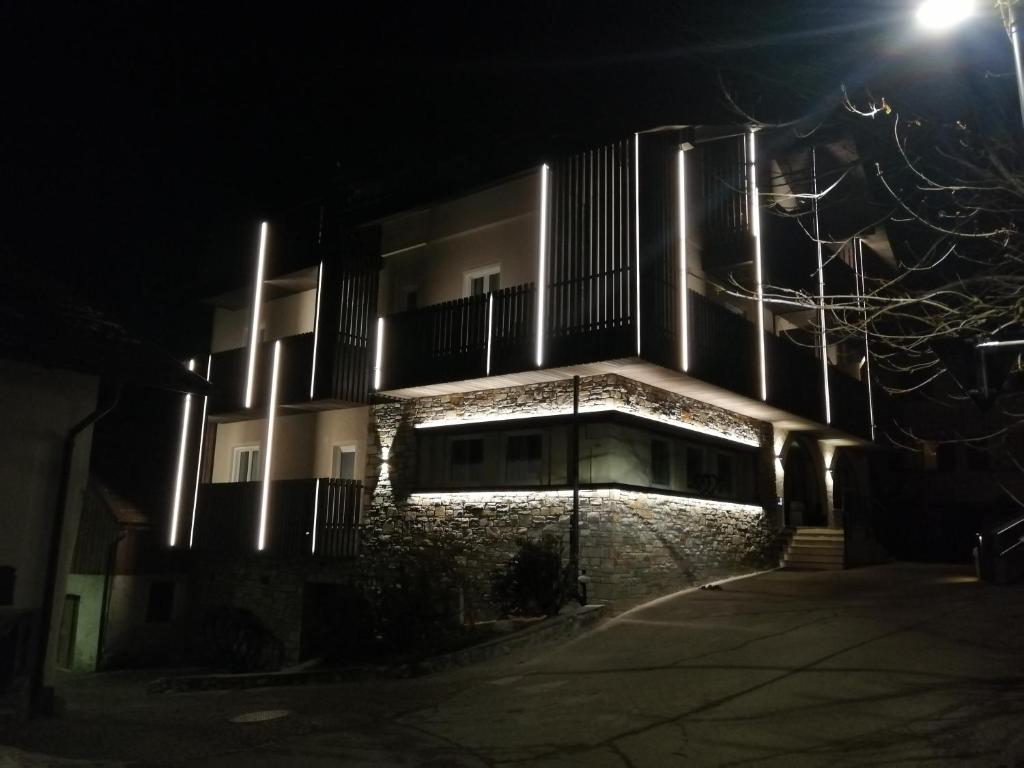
[492,535,570,617]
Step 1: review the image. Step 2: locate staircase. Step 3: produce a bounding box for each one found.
[782,527,845,570]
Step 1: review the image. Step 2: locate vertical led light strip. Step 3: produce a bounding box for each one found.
[244,221,269,409]
[634,133,642,356]
[373,316,384,390]
[812,148,832,424]
[257,340,282,552]
[309,260,323,399]
[169,358,196,547]
[857,238,877,441]
[678,147,689,372]
[486,292,494,375]
[535,164,550,367]
[187,355,212,549]
[310,478,321,555]
[748,130,768,401]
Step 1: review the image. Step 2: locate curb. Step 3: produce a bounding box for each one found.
[148,604,604,694]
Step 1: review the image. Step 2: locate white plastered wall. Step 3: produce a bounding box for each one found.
[211,289,316,353]
[211,407,368,483]
[378,172,540,314]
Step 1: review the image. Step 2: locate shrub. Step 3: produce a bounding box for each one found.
[492,535,570,617]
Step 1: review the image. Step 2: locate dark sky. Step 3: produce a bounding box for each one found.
[1,1,1013,514]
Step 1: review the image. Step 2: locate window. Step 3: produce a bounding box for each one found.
[464,265,501,297]
[685,447,705,492]
[332,445,356,480]
[650,439,671,487]
[716,452,734,496]
[232,445,261,482]
[505,432,544,484]
[450,437,485,484]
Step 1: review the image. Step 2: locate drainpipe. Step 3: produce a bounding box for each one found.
[95,531,126,671]
[570,376,580,595]
[32,382,122,713]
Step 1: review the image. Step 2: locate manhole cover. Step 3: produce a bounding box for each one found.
[230,709,292,723]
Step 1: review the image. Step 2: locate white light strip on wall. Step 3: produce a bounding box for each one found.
[486,293,494,376]
[811,148,832,425]
[678,147,689,372]
[169,358,196,547]
[311,478,321,555]
[634,133,642,356]
[414,404,760,447]
[257,340,282,552]
[408,487,763,514]
[535,164,550,368]
[748,131,767,402]
[857,239,877,441]
[187,355,212,549]
[373,317,384,390]
[309,260,324,399]
[244,221,269,409]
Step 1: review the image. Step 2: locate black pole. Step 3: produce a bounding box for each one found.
[570,375,580,595]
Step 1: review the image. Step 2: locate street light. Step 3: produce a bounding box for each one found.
[917,0,1024,132]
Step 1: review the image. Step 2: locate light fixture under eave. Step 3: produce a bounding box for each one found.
[244,221,269,409]
[916,0,975,31]
[535,163,550,368]
[257,340,282,552]
[169,358,196,547]
[678,146,689,372]
[187,355,212,549]
[747,130,768,402]
[309,260,324,399]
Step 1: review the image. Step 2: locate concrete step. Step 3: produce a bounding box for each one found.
[783,560,844,571]
[792,528,845,538]
[789,545,844,558]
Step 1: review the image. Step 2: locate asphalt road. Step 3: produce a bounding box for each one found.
[5,563,1024,767]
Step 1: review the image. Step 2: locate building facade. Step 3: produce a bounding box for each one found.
[174,125,887,661]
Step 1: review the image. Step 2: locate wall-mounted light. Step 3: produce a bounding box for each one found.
[310,478,321,555]
[535,164,550,368]
[169,358,196,547]
[309,260,324,399]
[678,146,690,372]
[747,131,767,402]
[244,221,269,409]
[187,355,212,549]
[373,317,384,390]
[812,148,832,425]
[634,133,642,356]
[486,292,494,376]
[257,340,282,552]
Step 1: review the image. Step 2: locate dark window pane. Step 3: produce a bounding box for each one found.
[651,439,671,486]
[716,453,734,497]
[451,438,484,483]
[507,433,543,483]
[686,447,704,490]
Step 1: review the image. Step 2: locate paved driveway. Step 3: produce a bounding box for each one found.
[7,563,1024,767]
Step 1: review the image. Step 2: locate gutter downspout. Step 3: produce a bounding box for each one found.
[95,530,126,671]
[32,381,122,713]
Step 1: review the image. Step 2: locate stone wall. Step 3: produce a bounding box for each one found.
[364,374,780,610]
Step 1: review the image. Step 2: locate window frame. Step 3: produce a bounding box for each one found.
[231,445,261,482]
[463,264,501,297]
[331,443,358,480]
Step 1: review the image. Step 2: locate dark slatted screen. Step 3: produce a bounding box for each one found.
[545,137,636,365]
[698,135,754,273]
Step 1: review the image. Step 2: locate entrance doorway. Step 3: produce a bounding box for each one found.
[784,441,826,527]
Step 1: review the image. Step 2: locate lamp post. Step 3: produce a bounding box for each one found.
[917,0,1024,133]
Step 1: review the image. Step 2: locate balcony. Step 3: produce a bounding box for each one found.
[208,332,371,415]
[377,283,872,439]
[191,478,362,558]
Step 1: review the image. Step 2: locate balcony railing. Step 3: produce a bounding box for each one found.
[379,283,535,390]
[191,478,361,558]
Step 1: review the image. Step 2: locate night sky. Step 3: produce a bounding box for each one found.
[0,1,1012,517]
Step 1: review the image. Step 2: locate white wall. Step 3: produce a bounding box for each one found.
[0,359,99,687]
[211,289,317,353]
[211,406,369,482]
[379,172,541,314]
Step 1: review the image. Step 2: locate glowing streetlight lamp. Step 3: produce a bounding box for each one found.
[916,0,975,31]
[917,0,1024,132]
